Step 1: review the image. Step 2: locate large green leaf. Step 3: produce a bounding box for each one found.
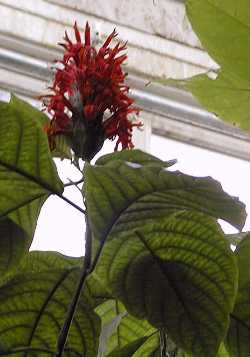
[168,73,250,131]
[0,95,63,275]
[85,154,243,356]
[226,234,250,356]
[0,251,100,356]
[96,299,155,356]
[0,95,63,216]
[186,0,250,82]
[165,0,250,131]
[85,160,246,242]
[94,210,237,356]
[86,272,112,307]
[96,149,176,168]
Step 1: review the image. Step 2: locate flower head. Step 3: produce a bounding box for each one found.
[42,22,142,161]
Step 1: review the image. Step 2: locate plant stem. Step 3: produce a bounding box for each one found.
[58,194,86,215]
[55,217,92,356]
[64,178,84,188]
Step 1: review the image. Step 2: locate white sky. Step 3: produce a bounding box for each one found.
[31,135,250,256]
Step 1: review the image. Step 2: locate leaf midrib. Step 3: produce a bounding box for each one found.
[134,230,214,357]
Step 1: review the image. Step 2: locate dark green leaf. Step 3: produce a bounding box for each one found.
[0,95,63,216]
[105,337,149,357]
[85,161,246,244]
[0,95,63,274]
[105,334,160,357]
[132,334,160,357]
[94,210,237,357]
[226,234,250,356]
[0,251,100,356]
[95,149,176,168]
[86,272,112,306]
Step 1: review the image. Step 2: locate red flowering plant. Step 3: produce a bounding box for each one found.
[42,22,142,161]
[0,18,248,357]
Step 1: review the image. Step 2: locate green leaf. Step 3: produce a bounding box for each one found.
[226,234,250,356]
[164,1,250,132]
[85,160,243,356]
[105,334,160,357]
[0,95,63,274]
[0,95,63,215]
[95,149,176,168]
[102,330,215,357]
[186,0,250,82]
[0,251,100,356]
[94,210,237,356]
[86,271,112,307]
[85,161,246,243]
[105,337,150,357]
[132,334,160,357]
[168,73,250,132]
[96,299,155,356]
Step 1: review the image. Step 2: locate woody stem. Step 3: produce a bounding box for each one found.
[55,213,92,356]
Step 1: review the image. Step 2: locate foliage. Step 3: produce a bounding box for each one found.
[163,0,250,132]
[1,8,250,356]
[0,95,63,279]
[0,252,100,356]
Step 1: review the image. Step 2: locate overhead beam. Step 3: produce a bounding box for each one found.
[0,37,250,161]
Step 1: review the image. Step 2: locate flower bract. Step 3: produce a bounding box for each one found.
[42,22,142,161]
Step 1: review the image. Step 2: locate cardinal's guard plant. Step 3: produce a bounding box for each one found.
[0,20,249,357]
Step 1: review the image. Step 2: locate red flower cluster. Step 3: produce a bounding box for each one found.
[43,22,142,160]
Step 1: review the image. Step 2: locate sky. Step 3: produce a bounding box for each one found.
[30,135,250,257]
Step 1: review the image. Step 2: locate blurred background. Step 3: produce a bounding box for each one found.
[0,0,250,255]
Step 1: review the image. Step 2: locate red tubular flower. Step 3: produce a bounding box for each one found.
[42,22,142,161]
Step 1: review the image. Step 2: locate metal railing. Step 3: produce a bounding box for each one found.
[1,37,250,161]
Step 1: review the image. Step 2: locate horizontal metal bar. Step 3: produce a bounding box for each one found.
[1,43,250,161]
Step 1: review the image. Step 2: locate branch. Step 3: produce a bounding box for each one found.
[58,194,86,215]
[55,216,92,356]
